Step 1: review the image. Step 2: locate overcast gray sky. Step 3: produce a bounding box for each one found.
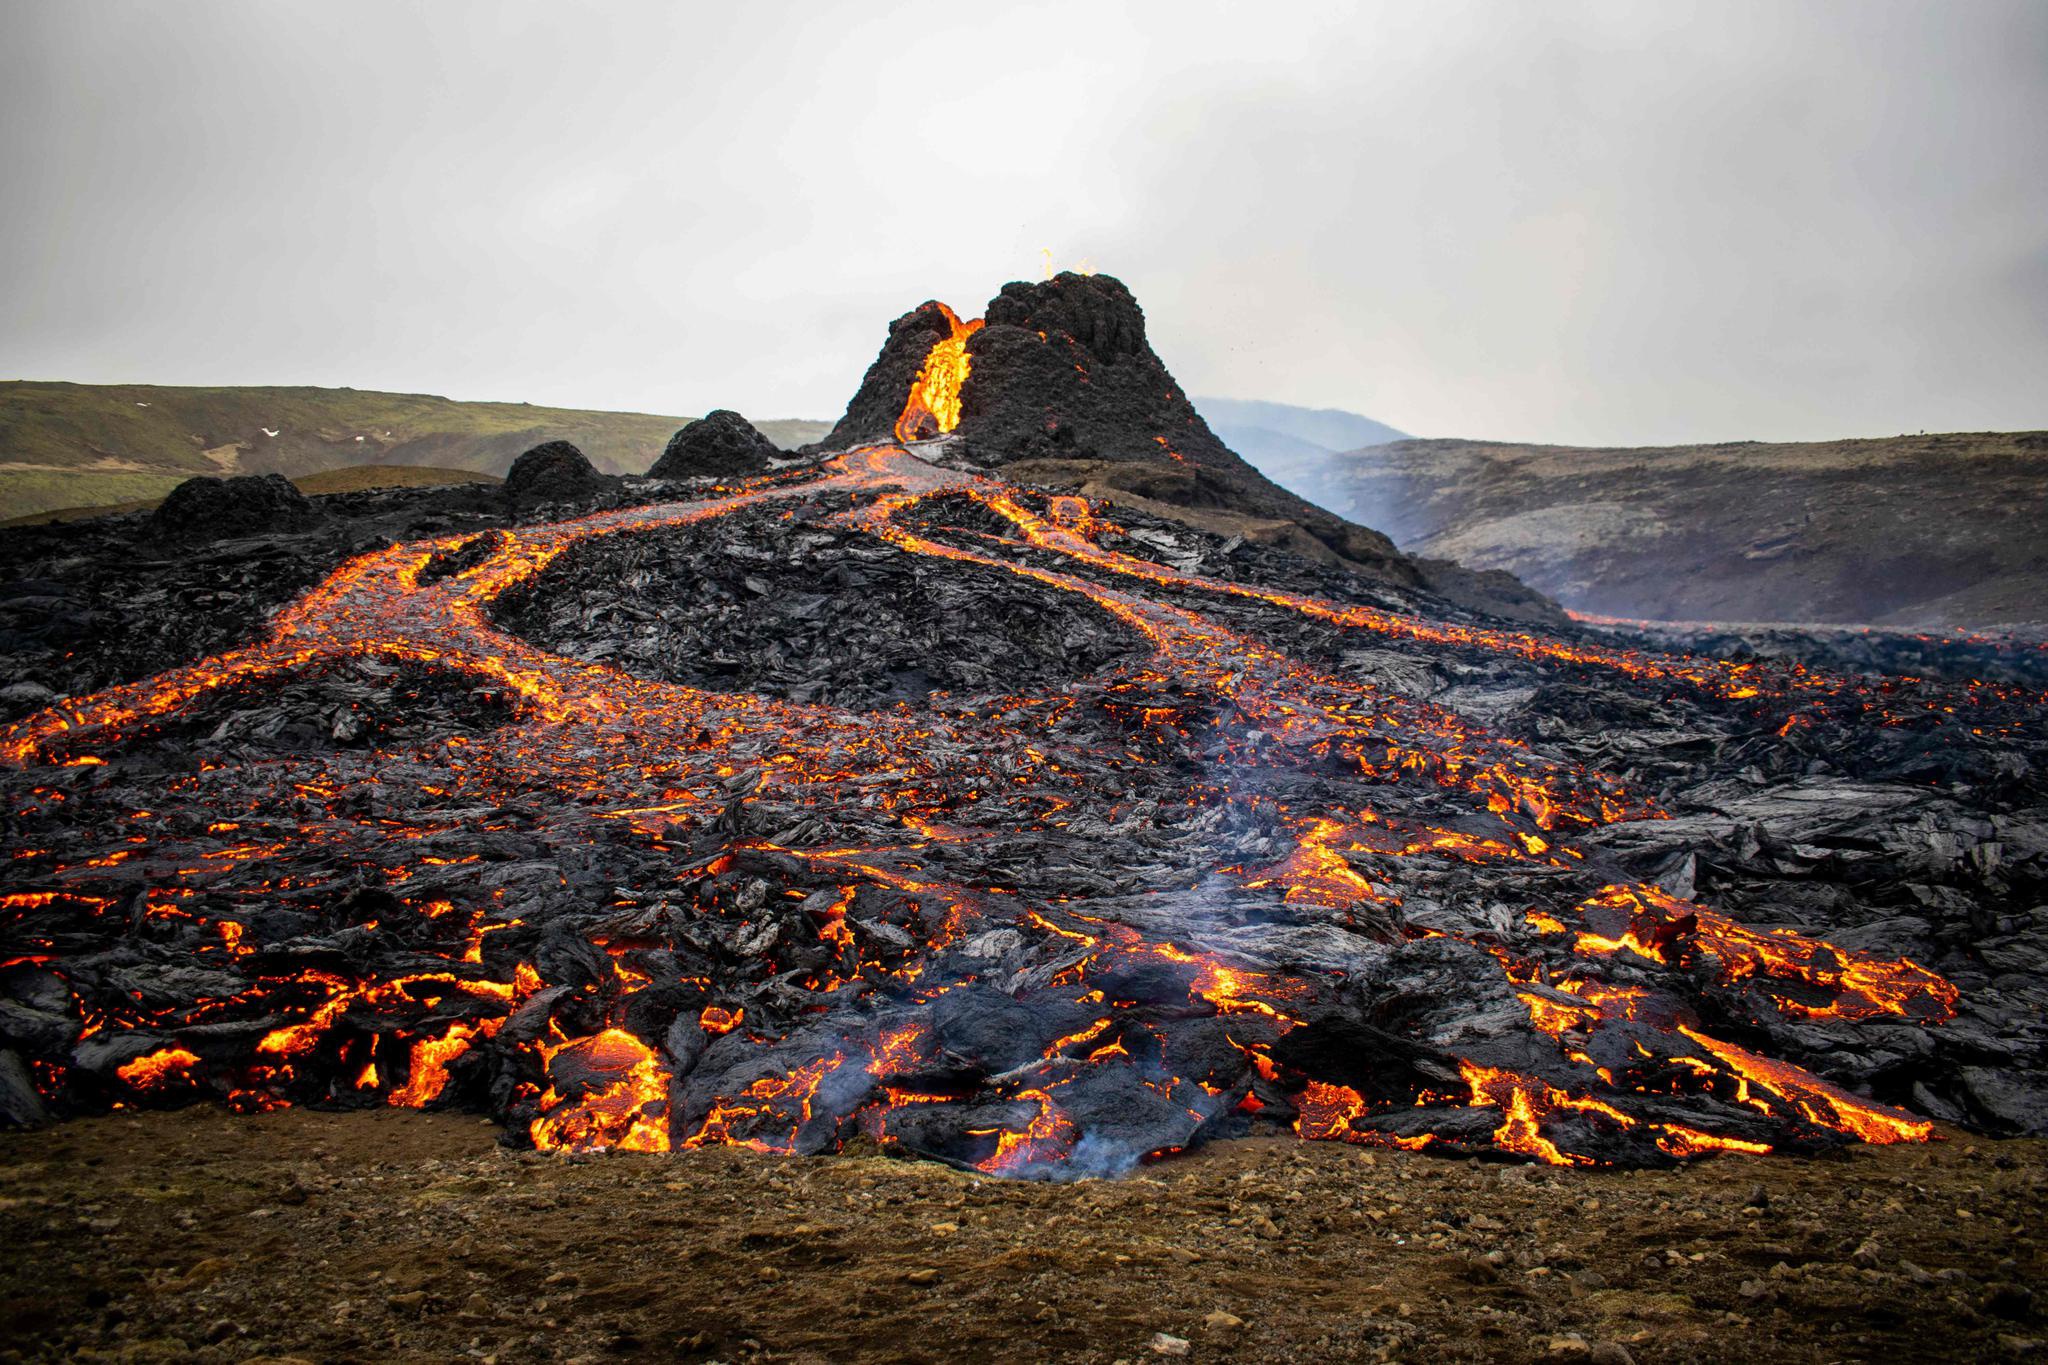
[3,0,2043,445]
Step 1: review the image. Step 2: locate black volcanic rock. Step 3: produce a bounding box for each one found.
[5,429,2047,1172]
[494,500,1151,710]
[149,473,320,543]
[503,440,605,506]
[649,410,780,480]
[822,275,1233,470]
[960,273,1237,472]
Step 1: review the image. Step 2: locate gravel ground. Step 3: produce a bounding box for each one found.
[2,1109,2043,1363]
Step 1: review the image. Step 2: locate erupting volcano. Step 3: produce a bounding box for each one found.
[2,274,2043,1179]
[893,304,982,443]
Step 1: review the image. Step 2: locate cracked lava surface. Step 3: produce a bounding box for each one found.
[2,440,2028,1176]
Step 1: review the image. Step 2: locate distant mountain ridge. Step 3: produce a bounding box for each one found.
[1192,396,1407,511]
[0,381,831,521]
[1192,397,2048,629]
[1300,432,2048,629]
[1193,397,1407,453]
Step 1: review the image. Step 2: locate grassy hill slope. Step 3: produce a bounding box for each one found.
[2,464,502,528]
[0,382,831,520]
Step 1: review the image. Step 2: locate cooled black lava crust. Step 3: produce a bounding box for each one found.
[493,501,1152,710]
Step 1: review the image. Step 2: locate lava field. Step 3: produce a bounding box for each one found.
[3,279,2046,1180]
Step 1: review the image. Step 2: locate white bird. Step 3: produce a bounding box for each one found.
[134,401,150,407]
[260,427,279,438]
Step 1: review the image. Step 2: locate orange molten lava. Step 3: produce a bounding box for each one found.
[1559,884,1958,1023]
[895,304,983,442]
[115,1046,201,1092]
[531,1029,671,1153]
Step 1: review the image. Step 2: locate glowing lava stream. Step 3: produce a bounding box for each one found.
[895,304,983,442]
[955,486,2042,719]
[1,441,1967,1169]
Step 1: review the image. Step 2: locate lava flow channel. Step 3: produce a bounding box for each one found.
[894,303,983,442]
[0,433,1987,1174]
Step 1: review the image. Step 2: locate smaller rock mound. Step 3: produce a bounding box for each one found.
[149,474,320,543]
[504,441,605,506]
[495,504,1150,710]
[648,410,779,480]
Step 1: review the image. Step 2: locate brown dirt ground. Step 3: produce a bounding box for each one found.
[0,1110,2041,1364]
